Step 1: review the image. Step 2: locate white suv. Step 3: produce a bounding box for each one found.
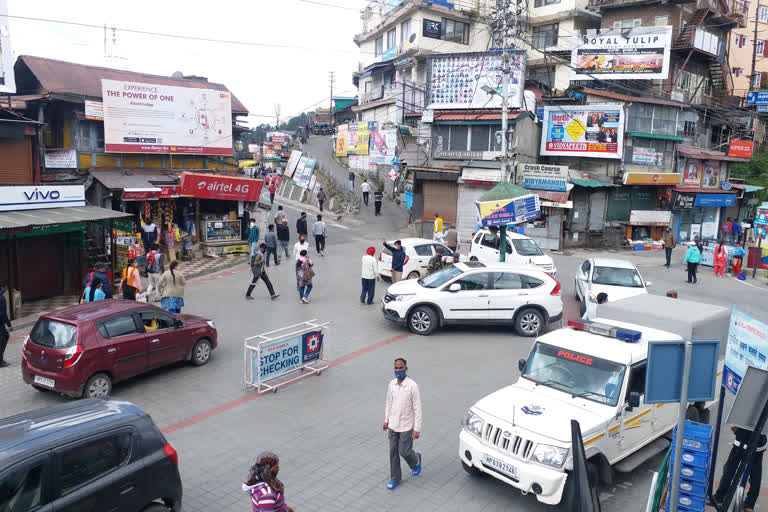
[379,238,453,280]
[381,262,563,336]
[469,228,557,275]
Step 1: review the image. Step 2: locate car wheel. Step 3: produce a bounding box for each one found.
[191,339,212,366]
[515,308,544,337]
[83,373,112,398]
[407,271,421,280]
[469,256,478,262]
[408,306,438,335]
[141,504,170,512]
[461,460,482,477]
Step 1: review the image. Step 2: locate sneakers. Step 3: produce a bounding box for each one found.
[270,294,280,300]
[301,297,310,304]
[245,295,255,300]
[0,360,9,368]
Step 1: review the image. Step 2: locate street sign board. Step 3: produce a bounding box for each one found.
[747,91,768,105]
[759,105,768,112]
[476,194,541,227]
[723,308,768,394]
[645,339,720,403]
[755,211,768,226]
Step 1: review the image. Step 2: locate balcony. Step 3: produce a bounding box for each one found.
[358,79,426,122]
[588,0,663,10]
[672,27,724,56]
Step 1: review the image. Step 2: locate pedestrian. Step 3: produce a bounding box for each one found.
[709,426,766,512]
[248,218,260,258]
[427,246,449,274]
[293,235,310,261]
[84,277,106,303]
[684,242,701,283]
[663,226,676,268]
[374,189,384,216]
[268,182,277,205]
[433,212,443,242]
[277,219,291,260]
[274,205,286,225]
[145,243,164,297]
[0,281,12,368]
[265,224,279,266]
[141,216,158,253]
[296,250,314,304]
[361,180,371,206]
[361,246,379,304]
[383,357,423,490]
[722,217,732,242]
[382,239,406,283]
[157,260,186,313]
[317,187,326,212]
[443,225,459,253]
[81,262,113,300]
[732,243,746,275]
[474,219,484,233]
[296,211,308,238]
[242,452,295,512]
[714,239,728,277]
[732,217,742,243]
[246,243,279,300]
[183,201,195,236]
[120,258,142,300]
[349,170,355,194]
[582,292,608,321]
[312,214,327,256]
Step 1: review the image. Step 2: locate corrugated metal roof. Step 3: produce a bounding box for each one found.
[581,88,687,108]
[89,169,180,189]
[730,183,765,192]
[677,144,750,163]
[433,110,533,122]
[571,178,614,188]
[18,55,248,114]
[0,206,132,231]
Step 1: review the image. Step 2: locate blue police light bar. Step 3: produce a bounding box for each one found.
[567,320,642,343]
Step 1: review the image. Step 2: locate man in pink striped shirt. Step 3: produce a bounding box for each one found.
[383,357,423,490]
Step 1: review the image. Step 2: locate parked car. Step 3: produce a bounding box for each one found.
[379,238,454,280]
[0,398,182,512]
[468,228,557,275]
[381,262,563,336]
[574,258,650,310]
[21,300,217,398]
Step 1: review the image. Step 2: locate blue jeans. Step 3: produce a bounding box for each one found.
[185,220,195,235]
[299,284,313,299]
[266,246,279,266]
[361,278,375,304]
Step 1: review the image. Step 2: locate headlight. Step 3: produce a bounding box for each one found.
[531,444,569,468]
[392,294,415,301]
[207,320,216,329]
[463,411,484,437]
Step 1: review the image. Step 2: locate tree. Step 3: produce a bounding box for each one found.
[730,151,768,203]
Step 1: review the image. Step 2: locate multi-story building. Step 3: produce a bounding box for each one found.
[729,0,768,94]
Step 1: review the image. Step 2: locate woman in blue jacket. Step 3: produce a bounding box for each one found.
[684,243,701,283]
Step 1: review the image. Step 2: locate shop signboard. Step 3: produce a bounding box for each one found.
[427,51,526,110]
[540,104,624,159]
[347,123,358,155]
[122,188,161,201]
[293,156,317,189]
[44,149,78,169]
[0,185,85,211]
[728,139,754,158]
[673,192,695,210]
[476,194,541,226]
[101,79,233,155]
[180,172,263,201]
[356,122,370,155]
[681,159,702,187]
[158,185,180,198]
[572,26,672,80]
[423,19,442,39]
[623,172,681,185]
[84,100,104,121]
[694,193,735,207]
[631,146,664,166]
[515,163,568,192]
[723,308,768,394]
[700,160,721,188]
[271,135,286,144]
[336,124,348,156]
[746,91,768,105]
[394,56,416,69]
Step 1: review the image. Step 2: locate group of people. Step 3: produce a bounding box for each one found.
[431,213,460,252]
[664,226,747,283]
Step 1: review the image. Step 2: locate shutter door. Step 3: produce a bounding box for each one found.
[571,189,589,231]
[18,235,67,300]
[606,187,631,222]
[0,137,33,183]
[588,190,608,231]
[456,185,487,242]
[422,181,459,236]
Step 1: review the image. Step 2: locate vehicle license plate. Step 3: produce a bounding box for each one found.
[34,375,55,387]
[482,454,518,478]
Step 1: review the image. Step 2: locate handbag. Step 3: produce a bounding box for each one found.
[305,263,316,280]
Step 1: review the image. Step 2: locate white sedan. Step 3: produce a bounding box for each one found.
[574,258,651,310]
[379,238,453,280]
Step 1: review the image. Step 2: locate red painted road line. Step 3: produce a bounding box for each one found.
[161,332,411,435]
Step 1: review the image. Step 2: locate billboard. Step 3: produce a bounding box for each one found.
[476,194,541,226]
[572,27,672,80]
[293,156,317,189]
[724,308,768,394]
[370,129,397,164]
[285,150,303,178]
[356,122,370,155]
[515,163,568,192]
[336,124,349,156]
[540,104,624,159]
[101,79,233,155]
[180,172,263,201]
[427,51,526,110]
[728,139,754,158]
[0,0,15,93]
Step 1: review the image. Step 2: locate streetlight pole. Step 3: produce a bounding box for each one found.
[499,0,510,262]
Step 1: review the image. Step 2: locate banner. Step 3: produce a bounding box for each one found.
[253,331,324,382]
[476,194,541,226]
[45,149,78,169]
[572,26,672,80]
[84,100,104,121]
[701,160,721,188]
[681,159,702,187]
[0,185,85,211]
[347,123,358,155]
[293,156,317,189]
[180,172,263,201]
[356,122,370,155]
[514,163,568,192]
[370,129,397,164]
[285,150,303,178]
[336,124,349,156]
[728,139,754,158]
[723,308,768,394]
[632,146,664,167]
[427,51,526,110]
[101,79,233,155]
[540,104,624,159]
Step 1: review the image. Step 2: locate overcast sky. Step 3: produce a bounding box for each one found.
[7,0,365,124]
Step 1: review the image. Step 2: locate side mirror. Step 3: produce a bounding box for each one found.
[448,283,461,292]
[518,358,527,373]
[626,391,641,411]
[175,320,184,329]
[645,281,652,287]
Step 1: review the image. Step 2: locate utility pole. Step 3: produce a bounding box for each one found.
[751,5,760,91]
[497,0,512,261]
[329,71,335,126]
[274,103,281,130]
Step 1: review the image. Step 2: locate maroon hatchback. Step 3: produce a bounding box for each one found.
[21,300,218,398]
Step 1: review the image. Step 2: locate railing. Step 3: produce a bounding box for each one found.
[588,0,659,7]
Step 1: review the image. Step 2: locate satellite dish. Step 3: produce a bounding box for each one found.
[409,33,417,43]
[171,71,184,79]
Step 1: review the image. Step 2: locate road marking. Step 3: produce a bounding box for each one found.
[329,222,350,230]
[160,332,411,435]
[734,276,768,292]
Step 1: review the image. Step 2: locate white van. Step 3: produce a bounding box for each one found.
[469,228,557,275]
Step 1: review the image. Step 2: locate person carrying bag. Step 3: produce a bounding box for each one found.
[120,259,142,300]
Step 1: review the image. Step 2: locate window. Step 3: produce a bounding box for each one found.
[375,36,383,56]
[76,120,105,152]
[522,275,544,288]
[626,362,647,398]
[470,125,491,151]
[30,319,77,349]
[757,40,765,55]
[532,23,558,49]
[441,18,470,44]
[733,67,744,77]
[612,19,642,30]
[454,273,490,290]
[492,272,523,289]
[480,233,498,250]
[0,462,47,511]
[736,34,747,48]
[534,0,560,6]
[58,433,132,495]
[684,120,697,136]
[581,260,591,275]
[401,19,412,46]
[386,28,396,50]
[414,244,433,257]
[753,72,762,87]
[139,310,177,331]
[449,125,468,151]
[592,266,644,288]
[677,70,691,90]
[760,5,768,22]
[100,315,140,338]
[512,238,544,256]
[654,16,669,26]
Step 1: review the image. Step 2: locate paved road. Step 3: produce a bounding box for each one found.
[2,204,767,510]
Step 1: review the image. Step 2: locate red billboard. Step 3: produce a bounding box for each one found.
[728,140,754,158]
[180,172,263,201]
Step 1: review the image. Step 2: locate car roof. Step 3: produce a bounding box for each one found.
[590,258,637,269]
[462,263,553,276]
[536,318,683,365]
[43,299,153,324]
[388,238,441,246]
[475,228,533,240]
[0,399,147,468]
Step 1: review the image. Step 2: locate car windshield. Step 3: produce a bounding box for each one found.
[592,266,644,288]
[30,319,77,349]
[419,265,462,288]
[522,342,626,406]
[512,238,543,256]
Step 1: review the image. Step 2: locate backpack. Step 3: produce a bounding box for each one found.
[145,251,163,274]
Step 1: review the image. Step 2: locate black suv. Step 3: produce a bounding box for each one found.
[0,399,182,512]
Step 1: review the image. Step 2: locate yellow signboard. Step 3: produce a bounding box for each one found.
[566,118,587,141]
[336,124,348,157]
[356,122,370,155]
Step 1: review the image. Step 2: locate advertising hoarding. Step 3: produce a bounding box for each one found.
[728,139,754,158]
[370,129,397,165]
[427,51,526,110]
[101,79,233,155]
[347,123,358,155]
[0,185,85,211]
[84,100,104,121]
[0,0,15,93]
[293,156,317,189]
[540,104,624,159]
[572,27,672,80]
[180,172,263,201]
[681,159,702,187]
[476,194,541,226]
[700,160,721,188]
[514,163,568,192]
[356,122,370,155]
[285,150,303,178]
[336,124,348,156]
[723,308,768,394]
[632,146,664,166]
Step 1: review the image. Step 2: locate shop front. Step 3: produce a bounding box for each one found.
[456,166,503,242]
[514,163,571,251]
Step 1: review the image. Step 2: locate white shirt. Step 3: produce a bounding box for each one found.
[312,221,327,236]
[385,376,422,433]
[293,241,309,260]
[142,222,156,233]
[361,182,371,193]
[361,254,378,279]
[582,300,598,321]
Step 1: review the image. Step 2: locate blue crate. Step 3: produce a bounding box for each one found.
[666,491,706,511]
[633,243,644,251]
[678,478,707,498]
[673,420,713,446]
[679,449,711,468]
[675,462,708,482]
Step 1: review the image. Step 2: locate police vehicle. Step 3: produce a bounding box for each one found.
[459,318,718,505]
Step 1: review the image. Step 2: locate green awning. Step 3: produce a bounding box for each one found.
[478,182,531,202]
[627,132,683,142]
[571,178,614,188]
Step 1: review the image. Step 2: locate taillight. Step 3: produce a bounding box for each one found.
[62,344,83,368]
[164,443,179,465]
[549,276,562,296]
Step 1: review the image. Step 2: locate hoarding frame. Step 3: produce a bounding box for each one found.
[540,104,625,159]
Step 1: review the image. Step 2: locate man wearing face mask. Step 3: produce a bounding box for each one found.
[383,357,423,490]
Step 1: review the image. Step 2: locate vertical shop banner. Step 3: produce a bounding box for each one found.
[540,104,624,159]
[101,79,233,155]
[572,26,672,80]
[347,123,358,155]
[724,308,768,394]
[700,160,721,188]
[356,122,370,155]
[682,159,702,187]
[336,124,349,156]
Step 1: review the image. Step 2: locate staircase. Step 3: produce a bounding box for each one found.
[710,60,733,95]
[674,8,709,48]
